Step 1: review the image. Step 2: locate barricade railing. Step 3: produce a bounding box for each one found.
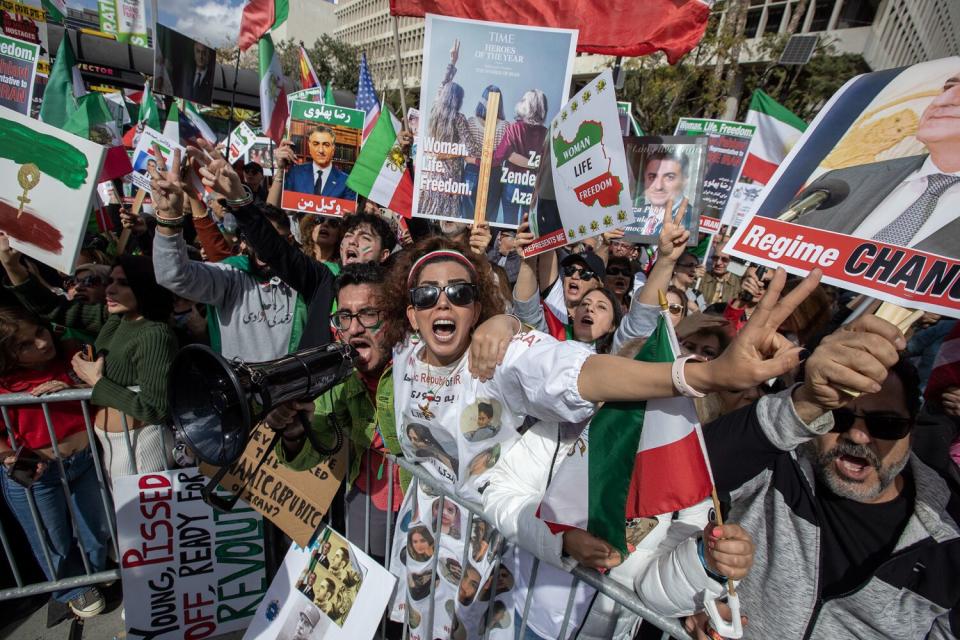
[0,388,687,639]
[0,387,152,602]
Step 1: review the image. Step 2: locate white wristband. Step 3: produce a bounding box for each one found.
[672,355,706,398]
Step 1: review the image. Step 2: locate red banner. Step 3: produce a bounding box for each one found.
[389,0,711,64]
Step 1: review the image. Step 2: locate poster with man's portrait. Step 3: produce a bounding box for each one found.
[280,101,363,217]
[245,136,277,176]
[153,23,216,106]
[726,56,960,317]
[622,135,707,246]
[413,14,577,228]
[242,527,396,639]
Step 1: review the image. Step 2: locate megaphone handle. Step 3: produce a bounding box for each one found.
[301,410,343,456]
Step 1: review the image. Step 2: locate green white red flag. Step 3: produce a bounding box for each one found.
[740,89,807,184]
[346,112,413,217]
[239,0,289,52]
[538,311,714,555]
[258,34,289,145]
[64,93,133,182]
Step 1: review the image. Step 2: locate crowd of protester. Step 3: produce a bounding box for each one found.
[0,132,957,639]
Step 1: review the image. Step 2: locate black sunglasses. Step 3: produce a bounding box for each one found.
[563,265,598,281]
[606,267,632,277]
[832,408,914,440]
[409,283,479,310]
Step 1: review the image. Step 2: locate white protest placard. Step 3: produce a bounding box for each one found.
[127,126,184,195]
[413,14,577,228]
[0,34,38,115]
[227,121,258,165]
[525,69,632,257]
[115,468,268,640]
[726,56,960,317]
[242,526,396,640]
[0,106,105,274]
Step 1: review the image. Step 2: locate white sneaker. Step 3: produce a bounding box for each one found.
[68,587,105,618]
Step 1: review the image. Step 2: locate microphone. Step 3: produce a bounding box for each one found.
[777,178,850,222]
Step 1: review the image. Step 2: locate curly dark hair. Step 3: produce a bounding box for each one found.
[380,236,505,350]
[0,306,51,375]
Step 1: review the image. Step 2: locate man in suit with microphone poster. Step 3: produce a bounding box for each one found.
[725,57,960,318]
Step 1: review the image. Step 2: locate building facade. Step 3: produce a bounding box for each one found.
[271,0,339,46]
[334,0,423,92]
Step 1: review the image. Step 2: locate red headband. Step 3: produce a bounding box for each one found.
[407,250,478,288]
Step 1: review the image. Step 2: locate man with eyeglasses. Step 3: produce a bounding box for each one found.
[684,316,960,639]
[267,263,406,565]
[700,247,741,306]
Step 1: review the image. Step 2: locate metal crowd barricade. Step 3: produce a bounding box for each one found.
[0,387,159,602]
[341,450,689,640]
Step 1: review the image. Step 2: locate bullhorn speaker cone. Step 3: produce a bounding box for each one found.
[168,343,358,468]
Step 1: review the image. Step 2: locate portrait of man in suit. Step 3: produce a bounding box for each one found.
[154,24,216,106]
[180,41,215,104]
[792,71,960,259]
[284,126,358,202]
[632,146,692,238]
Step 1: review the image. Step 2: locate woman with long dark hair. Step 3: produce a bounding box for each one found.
[0,236,178,481]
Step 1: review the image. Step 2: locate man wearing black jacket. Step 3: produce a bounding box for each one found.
[229,206,396,348]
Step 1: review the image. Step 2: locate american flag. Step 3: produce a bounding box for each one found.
[356,52,380,145]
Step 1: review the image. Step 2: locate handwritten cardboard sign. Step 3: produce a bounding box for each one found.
[202,425,347,547]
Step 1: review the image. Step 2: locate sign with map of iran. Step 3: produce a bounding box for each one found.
[526,69,631,257]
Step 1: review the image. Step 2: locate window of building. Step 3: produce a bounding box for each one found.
[808,0,834,31]
[745,7,764,37]
[836,0,879,29]
[764,3,787,34]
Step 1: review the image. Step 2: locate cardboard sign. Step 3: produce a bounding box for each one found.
[0,106,105,274]
[114,469,268,640]
[674,118,755,228]
[227,121,258,164]
[202,425,347,547]
[0,34,37,115]
[280,101,364,217]
[726,56,960,317]
[243,527,396,639]
[127,126,184,195]
[525,69,632,257]
[621,135,707,246]
[412,14,577,228]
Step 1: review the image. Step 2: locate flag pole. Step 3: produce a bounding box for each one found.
[658,288,736,602]
[225,45,242,153]
[390,15,408,129]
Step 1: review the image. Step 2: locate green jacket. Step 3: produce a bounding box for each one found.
[276,364,412,492]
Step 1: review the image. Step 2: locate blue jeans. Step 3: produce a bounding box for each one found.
[513,609,552,640]
[2,447,112,602]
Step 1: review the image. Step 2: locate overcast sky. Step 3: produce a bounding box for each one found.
[73,0,245,47]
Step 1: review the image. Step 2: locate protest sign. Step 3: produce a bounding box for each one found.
[621,135,707,246]
[724,180,763,228]
[228,121,258,164]
[115,469,268,640]
[726,56,960,317]
[412,14,576,228]
[0,0,48,116]
[242,526,396,639]
[0,106,104,274]
[97,0,147,46]
[153,23,216,106]
[127,126,184,195]
[0,34,37,114]
[524,70,631,257]
[201,425,347,547]
[280,100,363,217]
[289,87,325,104]
[617,101,642,136]
[245,136,276,176]
[674,118,755,232]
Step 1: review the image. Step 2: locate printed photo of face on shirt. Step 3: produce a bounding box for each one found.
[466,444,501,480]
[404,422,460,476]
[460,399,503,443]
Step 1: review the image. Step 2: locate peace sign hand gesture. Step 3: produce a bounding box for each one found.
[657,197,690,263]
[187,138,245,201]
[147,147,184,219]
